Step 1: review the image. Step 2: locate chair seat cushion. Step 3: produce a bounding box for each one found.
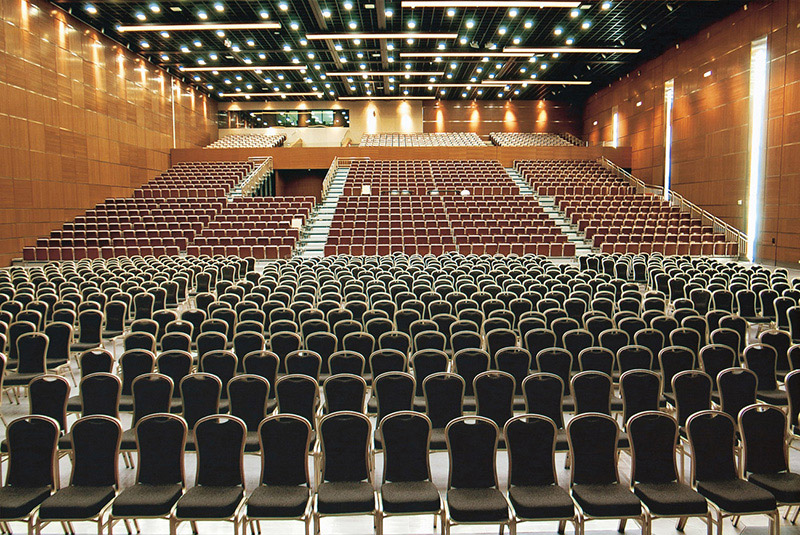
[3,372,44,386]
[66,395,82,413]
[245,431,261,453]
[571,484,642,518]
[634,482,708,516]
[71,342,101,352]
[748,472,800,504]
[696,479,776,513]
[175,486,244,519]
[381,481,441,514]
[38,486,116,520]
[317,481,374,514]
[247,485,310,518]
[0,486,52,519]
[756,390,788,406]
[447,488,509,523]
[509,485,574,520]
[120,429,137,451]
[112,484,183,517]
[118,394,134,412]
[555,428,569,451]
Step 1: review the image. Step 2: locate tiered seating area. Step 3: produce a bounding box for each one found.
[490,132,574,146]
[326,160,574,256]
[23,161,314,262]
[136,161,255,198]
[516,159,739,256]
[204,134,286,149]
[358,132,484,146]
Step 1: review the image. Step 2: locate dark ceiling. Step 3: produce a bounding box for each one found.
[52,0,748,102]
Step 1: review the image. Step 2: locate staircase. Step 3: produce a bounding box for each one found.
[506,168,593,256]
[298,167,348,258]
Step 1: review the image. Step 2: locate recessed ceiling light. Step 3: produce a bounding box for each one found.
[344,1,353,9]
[385,8,394,16]
[498,27,506,34]
[508,8,517,17]
[140,40,150,48]
[290,22,300,30]
[210,53,218,59]
[554,27,563,35]
[581,20,591,29]
[704,70,712,77]
[322,8,332,17]
[570,8,579,17]
[181,45,190,52]
[466,19,474,28]
[160,54,169,60]
[512,37,520,44]
[407,20,417,28]
[259,10,270,18]
[85,4,97,14]
[197,10,208,19]
[565,37,574,45]
[279,2,289,10]
[601,1,611,9]
[447,8,456,16]
[160,31,170,37]
[214,2,224,11]
[349,20,358,28]
[135,12,146,21]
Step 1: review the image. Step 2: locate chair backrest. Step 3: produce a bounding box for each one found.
[474,370,515,428]
[228,374,270,431]
[194,415,246,487]
[619,369,661,426]
[135,413,187,486]
[536,348,573,394]
[672,370,712,427]
[567,413,620,486]
[156,350,193,397]
[422,372,464,429]
[319,411,372,483]
[4,415,60,489]
[323,373,367,414]
[698,344,736,390]
[374,371,416,422]
[658,346,696,394]
[743,343,778,391]
[78,349,114,378]
[686,410,738,484]
[131,373,173,426]
[739,404,788,476]
[617,345,653,373]
[80,372,121,418]
[70,415,122,487]
[786,369,800,433]
[369,349,407,377]
[259,414,312,487]
[446,416,499,490]
[119,349,156,396]
[180,373,222,429]
[276,374,319,430]
[628,411,680,484]
[504,414,558,487]
[380,411,432,483]
[522,372,565,428]
[243,350,279,396]
[285,349,323,380]
[29,374,70,433]
[717,367,758,421]
[15,332,48,374]
[571,370,613,415]
[410,349,449,396]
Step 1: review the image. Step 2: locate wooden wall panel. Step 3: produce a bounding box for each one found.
[171,145,631,171]
[0,0,218,266]
[583,0,799,265]
[422,100,583,137]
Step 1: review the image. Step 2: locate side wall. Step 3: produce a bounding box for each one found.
[583,0,800,264]
[0,0,218,266]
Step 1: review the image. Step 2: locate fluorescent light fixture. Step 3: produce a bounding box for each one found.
[504,46,641,54]
[401,1,579,7]
[327,71,445,76]
[611,106,619,148]
[480,79,590,85]
[704,70,712,77]
[306,33,458,40]
[117,22,281,32]
[663,78,674,201]
[401,52,532,57]
[746,36,768,261]
[219,92,323,97]
[180,65,307,72]
[338,96,436,100]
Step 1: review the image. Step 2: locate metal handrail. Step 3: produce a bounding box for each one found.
[599,157,747,257]
[321,156,370,199]
[239,157,273,197]
[561,132,588,147]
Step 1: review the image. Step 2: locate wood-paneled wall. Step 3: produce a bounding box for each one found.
[583,0,800,264]
[0,0,218,266]
[423,100,583,137]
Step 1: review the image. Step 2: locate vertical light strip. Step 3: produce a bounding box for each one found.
[747,36,768,261]
[663,79,675,201]
[611,106,619,148]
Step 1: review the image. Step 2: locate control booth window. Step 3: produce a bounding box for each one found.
[219,109,349,129]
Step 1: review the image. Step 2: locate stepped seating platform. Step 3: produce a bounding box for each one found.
[490,132,575,147]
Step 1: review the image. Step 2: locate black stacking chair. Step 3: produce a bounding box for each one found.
[243,351,279,400]
[369,348,407,378]
[627,411,710,535]
[36,415,122,535]
[743,344,788,406]
[659,346,696,404]
[0,415,60,534]
[276,374,320,436]
[444,416,513,535]
[536,348,573,397]
[180,373,222,450]
[567,413,643,535]
[686,410,779,535]
[523,372,568,451]
[739,404,800,522]
[618,345,653,374]
[110,413,187,534]
[4,332,49,390]
[452,348,489,404]
[504,414,576,534]
[377,411,442,534]
[379,331,411,356]
[717,367,758,423]
[322,373,367,414]
[699,345,736,393]
[229,374,271,453]
[422,372,464,451]
[314,411,377,534]
[245,414,313,535]
[71,309,104,352]
[171,415,248,535]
